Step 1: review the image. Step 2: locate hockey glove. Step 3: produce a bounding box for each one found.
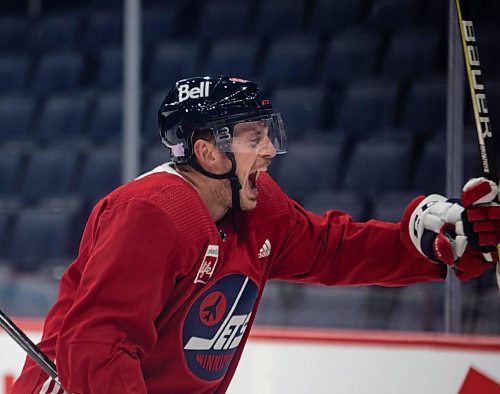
[401,194,468,266]
[461,177,500,262]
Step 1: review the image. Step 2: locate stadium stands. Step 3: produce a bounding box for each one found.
[0,55,30,93]
[201,39,259,80]
[321,29,380,85]
[8,207,77,271]
[148,40,200,90]
[0,95,35,146]
[37,93,90,146]
[87,92,123,144]
[21,149,79,202]
[197,0,251,39]
[78,147,122,201]
[272,136,345,202]
[342,136,414,195]
[0,150,23,197]
[0,0,496,335]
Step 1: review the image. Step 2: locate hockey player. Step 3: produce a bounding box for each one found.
[12,76,500,393]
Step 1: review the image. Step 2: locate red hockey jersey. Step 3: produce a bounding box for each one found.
[13,165,450,393]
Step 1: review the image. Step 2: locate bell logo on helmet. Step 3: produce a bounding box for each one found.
[178,81,211,103]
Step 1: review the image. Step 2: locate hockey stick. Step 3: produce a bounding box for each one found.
[455,0,500,265]
[0,309,60,384]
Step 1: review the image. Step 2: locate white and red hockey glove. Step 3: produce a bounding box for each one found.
[461,177,500,262]
[461,177,500,290]
[401,177,498,280]
[401,194,468,266]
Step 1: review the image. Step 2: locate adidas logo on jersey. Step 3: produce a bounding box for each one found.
[258,239,271,258]
[178,81,211,103]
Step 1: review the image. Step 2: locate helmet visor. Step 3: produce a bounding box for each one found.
[213,113,287,155]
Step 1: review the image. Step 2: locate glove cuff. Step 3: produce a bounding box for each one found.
[401,194,467,265]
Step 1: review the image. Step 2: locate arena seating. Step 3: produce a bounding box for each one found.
[0,0,498,333]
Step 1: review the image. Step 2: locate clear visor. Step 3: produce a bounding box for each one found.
[213,113,287,155]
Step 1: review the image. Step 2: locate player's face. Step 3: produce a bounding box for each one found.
[231,121,277,210]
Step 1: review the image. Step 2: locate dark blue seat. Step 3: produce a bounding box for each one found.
[0,274,60,317]
[0,55,30,92]
[401,76,446,133]
[38,12,82,51]
[37,94,89,145]
[386,282,444,332]
[197,1,250,39]
[0,212,10,257]
[252,0,306,37]
[8,207,77,271]
[337,80,399,136]
[412,139,445,194]
[142,145,171,173]
[482,81,500,130]
[368,0,420,32]
[273,137,345,202]
[343,137,413,196]
[142,5,180,45]
[79,148,122,201]
[259,35,319,86]
[253,281,288,326]
[370,192,417,222]
[83,11,122,50]
[271,87,324,140]
[381,29,440,81]
[310,0,364,35]
[420,0,447,28]
[88,92,123,145]
[471,287,500,335]
[88,0,123,9]
[468,0,500,25]
[0,95,35,145]
[22,149,78,201]
[413,139,483,195]
[463,142,484,182]
[285,285,368,329]
[473,27,500,79]
[303,191,366,221]
[321,29,380,85]
[148,41,200,89]
[94,47,123,89]
[0,16,30,52]
[32,52,84,94]
[142,91,165,145]
[201,39,258,80]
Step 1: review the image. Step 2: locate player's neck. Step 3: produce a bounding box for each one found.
[179,170,230,222]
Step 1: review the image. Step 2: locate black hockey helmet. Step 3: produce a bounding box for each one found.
[158,76,287,164]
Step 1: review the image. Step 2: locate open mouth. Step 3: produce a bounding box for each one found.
[248,171,258,191]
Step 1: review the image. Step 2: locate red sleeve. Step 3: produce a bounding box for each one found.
[55,199,180,393]
[268,198,446,286]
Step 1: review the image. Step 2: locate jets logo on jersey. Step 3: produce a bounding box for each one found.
[178,80,211,103]
[258,239,271,258]
[183,274,258,381]
[194,245,219,284]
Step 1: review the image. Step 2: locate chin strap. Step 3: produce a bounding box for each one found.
[191,152,242,209]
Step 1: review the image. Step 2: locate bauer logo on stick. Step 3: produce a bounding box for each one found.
[461,19,492,141]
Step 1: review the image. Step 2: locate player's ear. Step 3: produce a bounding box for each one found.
[193,139,219,169]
